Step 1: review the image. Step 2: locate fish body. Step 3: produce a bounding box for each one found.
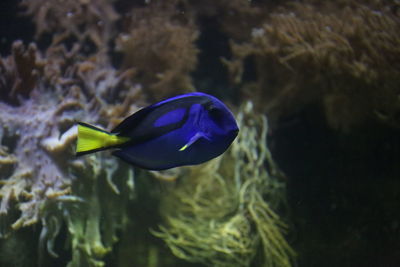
[76,92,239,170]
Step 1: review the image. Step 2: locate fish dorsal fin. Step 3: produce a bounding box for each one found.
[111,105,155,134]
[179,132,210,151]
[111,93,211,135]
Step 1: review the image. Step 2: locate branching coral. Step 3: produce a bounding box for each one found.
[21,0,119,53]
[0,39,140,266]
[154,101,294,267]
[0,41,45,105]
[226,1,400,131]
[116,1,199,101]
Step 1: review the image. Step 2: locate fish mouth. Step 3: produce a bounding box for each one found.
[231,128,239,136]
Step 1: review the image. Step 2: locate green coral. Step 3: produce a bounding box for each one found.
[34,156,136,267]
[153,102,295,267]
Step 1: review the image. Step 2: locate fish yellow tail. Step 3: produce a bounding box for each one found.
[76,122,130,156]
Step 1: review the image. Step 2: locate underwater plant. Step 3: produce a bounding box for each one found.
[154,101,295,267]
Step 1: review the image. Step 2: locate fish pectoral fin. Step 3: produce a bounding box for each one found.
[179,132,210,151]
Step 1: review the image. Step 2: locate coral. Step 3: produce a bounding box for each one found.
[1,0,301,266]
[0,41,45,105]
[154,101,294,267]
[187,0,268,41]
[21,0,119,53]
[115,1,199,101]
[58,158,136,267]
[0,228,37,267]
[0,0,201,265]
[226,1,400,131]
[0,38,139,266]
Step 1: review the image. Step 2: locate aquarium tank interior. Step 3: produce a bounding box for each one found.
[0,0,399,266]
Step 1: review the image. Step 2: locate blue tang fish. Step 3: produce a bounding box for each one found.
[76,92,239,170]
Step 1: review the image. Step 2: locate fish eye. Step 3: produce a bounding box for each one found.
[208,106,225,123]
[209,106,219,114]
[205,102,217,111]
[207,104,219,114]
[204,102,229,128]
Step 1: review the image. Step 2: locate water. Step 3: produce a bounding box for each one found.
[0,0,399,266]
